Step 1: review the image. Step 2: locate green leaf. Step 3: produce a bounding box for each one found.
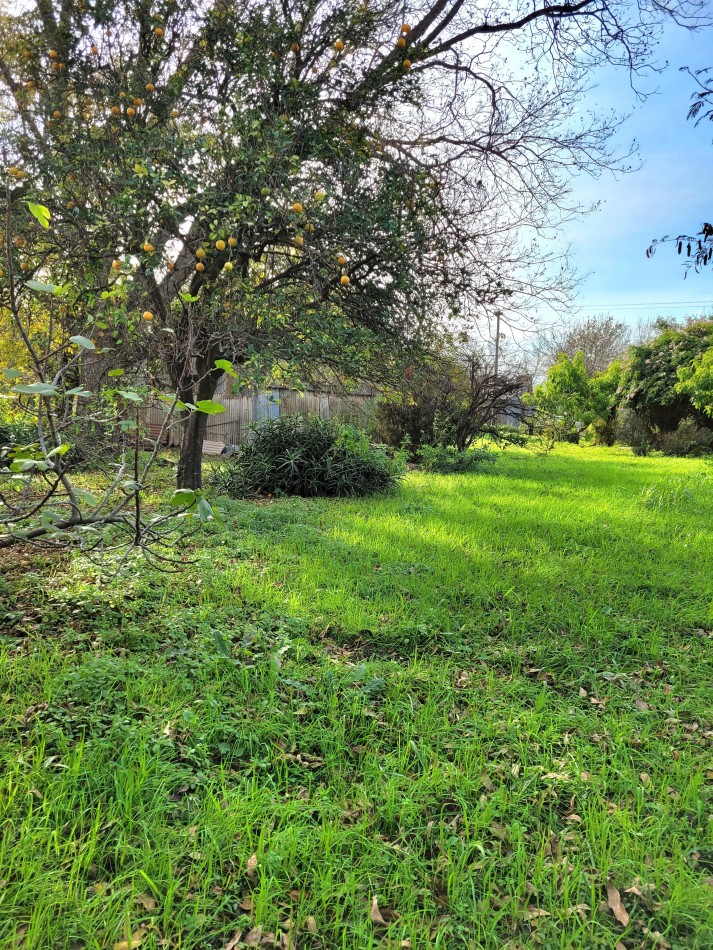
[73,487,97,506]
[12,382,59,396]
[214,359,239,378]
[27,202,51,229]
[46,443,70,457]
[194,400,225,414]
[25,279,57,294]
[171,488,196,508]
[196,496,214,522]
[69,335,96,350]
[64,386,93,397]
[179,292,200,303]
[2,368,23,379]
[107,368,124,377]
[117,390,142,402]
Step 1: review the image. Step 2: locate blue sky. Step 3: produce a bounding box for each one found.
[555,20,713,327]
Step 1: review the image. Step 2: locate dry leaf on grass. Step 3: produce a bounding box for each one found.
[246,853,258,881]
[136,894,157,911]
[113,932,143,950]
[223,932,242,950]
[370,895,400,925]
[607,885,630,927]
[304,916,317,933]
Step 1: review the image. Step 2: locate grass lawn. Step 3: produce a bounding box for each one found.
[1,444,712,949]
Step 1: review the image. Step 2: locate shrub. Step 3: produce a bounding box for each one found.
[658,417,713,457]
[417,444,497,473]
[211,415,405,498]
[0,416,36,452]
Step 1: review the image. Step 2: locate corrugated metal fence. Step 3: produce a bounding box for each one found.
[143,386,375,448]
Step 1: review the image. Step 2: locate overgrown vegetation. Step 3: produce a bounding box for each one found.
[211,416,404,498]
[1,445,711,949]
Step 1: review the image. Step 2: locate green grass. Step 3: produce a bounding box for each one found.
[1,444,712,949]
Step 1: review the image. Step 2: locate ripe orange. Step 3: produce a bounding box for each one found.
[145,83,155,92]
[20,262,30,271]
[228,237,237,248]
[195,261,205,271]
[334,39,344,51]
[53,110,62,119]
[133,97,143,106]
[403,59,412,69]
[66,200,75,209]
[290,42,300,53]
[340,274,350,285]
[291,202,303,214]
[111,105,121,115]
[91,44,99,55]
[401,24,412,33]
[397,37,406,48]
[196,247,206,259]
[126,107,136,117]
[111,259,121,269]
[143,242,154,253]
[215,239,226,251]
[48,49,57,58]
[294,236,304,247]
[337,254,347,265]
[142,310,153,321]
[171,109,179,118]
[154,27,164,38]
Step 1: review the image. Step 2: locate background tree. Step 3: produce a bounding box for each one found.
[373,340,531,451]
[1,0,706,498]
[676,346,713,415]
[531,314,631,376]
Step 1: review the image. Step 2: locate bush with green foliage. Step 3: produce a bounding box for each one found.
[676,347,713,417]
[658,417,713,457]
[0,415,35,450]
[211,416,405,498]
[417,444,498,473]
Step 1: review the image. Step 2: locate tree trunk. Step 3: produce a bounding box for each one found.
[175,357,224,490]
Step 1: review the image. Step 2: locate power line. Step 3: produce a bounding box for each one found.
[577,301,713,310]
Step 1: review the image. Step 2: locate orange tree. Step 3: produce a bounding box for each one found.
[1,0,705,489]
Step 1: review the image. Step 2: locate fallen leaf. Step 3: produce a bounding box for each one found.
[246,853,258,881]
[223,932,242,950]
[136,894,157,911]
[526,908,551,920]
[243,926,263,947]
[639,773,651,786]
[615,943,627,950]
[579,687,588,698]
[370,895,399,925]
[581,771,590,781]
[113,933,143,950]
[304,917,317,933]
[635,699,650,711]
[607,885,630,927]
[238,896,253,912]
[565,813,582,823]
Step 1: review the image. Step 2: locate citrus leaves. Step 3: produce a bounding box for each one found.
[170,488,221,522]
[27,202,51,229]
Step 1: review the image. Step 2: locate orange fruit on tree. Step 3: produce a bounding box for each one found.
[111,259,121,269]
[223,261,233,272]
[91,44,99,55]
[14,237,26,246]
[195,261,205,271]
[340,274,350,285]
[154,26,164,38]
[48,49,57,58]
[403,59,412,69]
[280,112,289,121]
[334,39,344,51]
[196,247,206,259]
[20,262,30,271]
[145,83,155,92]
[337,254,347,265]
[142,310,153,321]
[290,42,300,53]
[171,109,179,118]
[111,105,121,115]
[66,200,75,209]
[215,239,226,251]
[401,24,412,33]
[291,202,303,214]
[133,97,143,106]
[126,107,136,117]
[397,37,406,48]
[53,110,62,119]
[143,242,154,253]
[228,237,237,247]
[166,261,175,271]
